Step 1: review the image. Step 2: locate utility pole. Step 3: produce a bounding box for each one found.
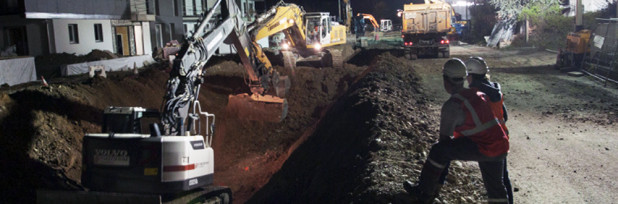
[575,0,583,31]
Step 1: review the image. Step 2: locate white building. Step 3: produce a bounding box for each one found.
[0,0,158,57]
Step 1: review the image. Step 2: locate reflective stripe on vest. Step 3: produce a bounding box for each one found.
[452,94,501,136]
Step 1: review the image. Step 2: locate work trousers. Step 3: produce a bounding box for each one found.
[418,137,509,204]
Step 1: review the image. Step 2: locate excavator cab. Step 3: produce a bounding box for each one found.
[305,12,332,51]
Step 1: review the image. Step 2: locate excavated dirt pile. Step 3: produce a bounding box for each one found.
[0,66,168,203]
[248,53,485,204]
[0,55,367,203]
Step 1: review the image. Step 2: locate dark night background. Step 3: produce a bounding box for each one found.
[260,0,428,25]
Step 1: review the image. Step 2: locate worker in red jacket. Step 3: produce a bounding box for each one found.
[404,58,510,204]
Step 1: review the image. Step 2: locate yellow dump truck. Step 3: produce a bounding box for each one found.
[401,0,453,59]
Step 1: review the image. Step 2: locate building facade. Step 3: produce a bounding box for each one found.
[150,0,184,49]
[0,0,186,57]
[181,0,264,36]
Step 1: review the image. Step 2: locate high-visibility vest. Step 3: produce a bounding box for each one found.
[488,93,509,137]
[452,88,509,157]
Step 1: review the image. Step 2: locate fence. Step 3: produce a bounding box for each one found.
[581,18,618,86]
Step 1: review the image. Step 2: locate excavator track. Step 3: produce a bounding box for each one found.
[37,186,232,204]
[164,186,232,204]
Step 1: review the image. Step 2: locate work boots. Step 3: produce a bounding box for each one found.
[403,181,437,204]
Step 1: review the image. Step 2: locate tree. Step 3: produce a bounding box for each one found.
[489,0,560,19]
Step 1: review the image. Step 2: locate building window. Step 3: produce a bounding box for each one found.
[94,24,103,42]
[68,24,79,44]
[173,0,179,16]
[146,0,156,14]
[182,0,207,16]
[170,23,175,40]
[155,24,163,48]
[155,0,160,15]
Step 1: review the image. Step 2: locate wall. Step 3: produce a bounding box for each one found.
[150,0,184,51]
[0,15,49,56]
[52,19,114,55]
[23,0,127,18]
[141,22,153,55]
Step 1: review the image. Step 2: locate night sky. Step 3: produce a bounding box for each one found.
[262,0,419,24]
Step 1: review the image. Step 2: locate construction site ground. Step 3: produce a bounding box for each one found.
[0,44,616,203]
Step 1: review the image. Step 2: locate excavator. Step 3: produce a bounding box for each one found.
[38,0,289,203]
[357,13,380,32]
[251,1,347,70]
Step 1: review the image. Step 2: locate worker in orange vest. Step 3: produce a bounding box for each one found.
[404,58,510,204]
[465,56,512,204]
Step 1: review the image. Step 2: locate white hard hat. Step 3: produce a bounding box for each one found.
[443,58,468,79]
[465,56,489,75]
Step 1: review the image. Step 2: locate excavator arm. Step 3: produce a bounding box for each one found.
[163,0,288,135]
[357,13,379,31]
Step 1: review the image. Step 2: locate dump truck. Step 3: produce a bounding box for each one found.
[401,0,453,59]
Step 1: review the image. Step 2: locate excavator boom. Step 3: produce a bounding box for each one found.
[163,0,289,134]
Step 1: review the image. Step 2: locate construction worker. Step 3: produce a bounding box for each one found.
[465,56,513,204]
[403,58,510,204]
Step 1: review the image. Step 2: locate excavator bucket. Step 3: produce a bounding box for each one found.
[226,94,288,122]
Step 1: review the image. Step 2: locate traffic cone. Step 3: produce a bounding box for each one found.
[41,76,48,87]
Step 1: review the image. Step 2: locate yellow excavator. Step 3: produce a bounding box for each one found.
[250,1,347,70]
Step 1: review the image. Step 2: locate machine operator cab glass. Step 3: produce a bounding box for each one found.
[305,12,331,50]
